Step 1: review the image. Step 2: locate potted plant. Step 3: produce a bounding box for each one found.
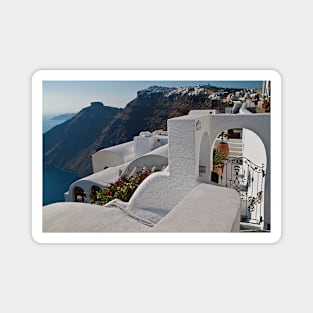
[216,131,229,158]
[212,148,225,177]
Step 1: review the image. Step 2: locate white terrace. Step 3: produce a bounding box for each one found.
[43,110,270,232]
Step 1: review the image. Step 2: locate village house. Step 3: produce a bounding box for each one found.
[43,102,270,233]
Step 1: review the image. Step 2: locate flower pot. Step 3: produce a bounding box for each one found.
[213,164,224,176]
[216,142,229,158]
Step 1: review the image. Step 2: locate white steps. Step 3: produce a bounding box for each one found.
[216,138,243,157]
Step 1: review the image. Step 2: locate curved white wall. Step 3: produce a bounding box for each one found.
[242,129,266,168]
[92,141,135,173]
[126,154,168,170]
[92,150,124,173]
[128,171,197,213]
[66,166,123,202]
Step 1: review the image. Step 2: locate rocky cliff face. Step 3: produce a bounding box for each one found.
[43,85,219,175]
[43,102,122,175]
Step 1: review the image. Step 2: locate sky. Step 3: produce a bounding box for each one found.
[43,80,264,115]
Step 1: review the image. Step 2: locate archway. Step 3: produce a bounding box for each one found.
[211,128,267,228]
[73,186,86,202]
[90,185,101,202]
[198,131,210,179]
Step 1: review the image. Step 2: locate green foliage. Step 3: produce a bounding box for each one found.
[213,148,225,165]
[91,170,152,205]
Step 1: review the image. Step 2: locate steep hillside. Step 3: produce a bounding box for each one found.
[92,86,209,150]
[43,85,220,175]
[43,102,122,174]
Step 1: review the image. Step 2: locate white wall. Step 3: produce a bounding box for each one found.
[92,150,124,173]
[242,129,266,168]
[129,117,199,212]
[134,135,154,157]
[240,129,267,222]
[67,167,122,202]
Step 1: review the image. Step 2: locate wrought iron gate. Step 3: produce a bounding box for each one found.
[218,156,266,225]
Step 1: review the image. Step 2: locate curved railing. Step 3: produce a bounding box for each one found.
[218,156,266,225]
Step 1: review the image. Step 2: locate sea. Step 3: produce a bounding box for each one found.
[43,115,81,205]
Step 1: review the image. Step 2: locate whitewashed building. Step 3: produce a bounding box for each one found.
[44,108,270,233]
[65,130,169,203]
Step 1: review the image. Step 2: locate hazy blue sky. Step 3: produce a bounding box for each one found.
[43,80,263,115]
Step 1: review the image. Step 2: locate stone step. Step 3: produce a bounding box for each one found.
[229,145,243,151]
[227,138,243,143]
[228,142,243,146]
[228,150,243,157]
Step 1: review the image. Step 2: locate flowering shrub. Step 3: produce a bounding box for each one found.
[91,170,152,205]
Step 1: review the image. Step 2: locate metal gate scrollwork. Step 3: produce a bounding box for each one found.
[218,156,266,225]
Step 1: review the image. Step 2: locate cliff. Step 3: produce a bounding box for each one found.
[43,102,122,175]
[43,85,222,175]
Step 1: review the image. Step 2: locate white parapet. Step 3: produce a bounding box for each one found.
[150,183,241,232]
[92,141,135,173]
[43,202,150,232]
[44,183,241,233]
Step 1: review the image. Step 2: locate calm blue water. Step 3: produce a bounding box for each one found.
[43,167,81,205]
[43,115,66,133]
[43,114,81,205]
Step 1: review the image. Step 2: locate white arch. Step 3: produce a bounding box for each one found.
[208,127,267,225]
[194,113,271,230]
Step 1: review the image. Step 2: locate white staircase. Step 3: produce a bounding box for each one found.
[227,138,243,157]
